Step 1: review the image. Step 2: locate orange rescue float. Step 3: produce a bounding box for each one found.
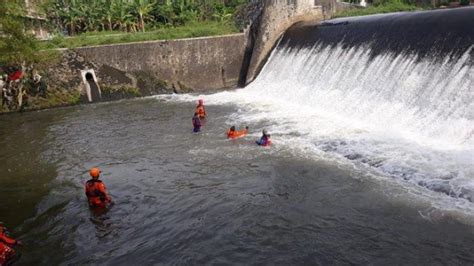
[227,126,248,139]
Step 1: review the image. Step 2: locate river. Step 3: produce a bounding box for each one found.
[0,97,473,265]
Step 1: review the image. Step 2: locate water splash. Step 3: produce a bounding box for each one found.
[254,43,473,147]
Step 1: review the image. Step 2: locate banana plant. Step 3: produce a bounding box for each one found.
[43,0,249,35]
[131,0,156,32]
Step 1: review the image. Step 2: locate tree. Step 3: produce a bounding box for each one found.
[131,0,155,32]
[0,1,39,66]
[102,0,114,31]
[56,1,81,35]
[112,0,133,31]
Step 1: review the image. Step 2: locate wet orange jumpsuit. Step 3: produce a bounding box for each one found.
[85,179,111,208]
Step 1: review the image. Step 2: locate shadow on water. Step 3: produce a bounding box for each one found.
[0,110,70,227]
[0,108,77,264]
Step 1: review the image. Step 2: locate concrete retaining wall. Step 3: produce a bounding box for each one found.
[75,33,247,92]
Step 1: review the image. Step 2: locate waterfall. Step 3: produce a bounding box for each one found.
[236,8,474,204]
[254,42,473,147]
[163,7,474,208]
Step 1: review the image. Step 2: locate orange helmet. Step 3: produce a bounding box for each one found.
[89,168,101,178]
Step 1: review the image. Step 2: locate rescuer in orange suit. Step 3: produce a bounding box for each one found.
[0,224,21,266]
[85,168,112,208]
[196,99,206,119]
[227,126,249,139]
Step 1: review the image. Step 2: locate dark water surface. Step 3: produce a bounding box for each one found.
[1,99,473,265]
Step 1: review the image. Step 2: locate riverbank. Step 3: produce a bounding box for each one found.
[0,85,152,115]
[0,32,246,115]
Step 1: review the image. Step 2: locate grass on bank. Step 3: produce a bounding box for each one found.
[39,21,240,50]
[334,2,421,18]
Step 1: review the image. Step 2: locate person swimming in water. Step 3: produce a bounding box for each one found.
[227,126,248,139]
[192,112,201,133]
[256,129,271,146]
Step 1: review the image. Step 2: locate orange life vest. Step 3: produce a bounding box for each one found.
[196,105,206,119]
[85,179,110,208]
[227,128,248,139]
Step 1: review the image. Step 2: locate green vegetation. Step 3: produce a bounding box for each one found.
[334,0,421,18]
[43,0,248,35]
[39,20,238,49]
[34,0,249,49]
[2,1,249,63]
[0,1,59,67]
[101,85,142,99]
[33,88,82,107]
[0,1,40,66]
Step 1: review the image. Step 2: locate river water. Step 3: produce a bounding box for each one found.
[0,98,473,265]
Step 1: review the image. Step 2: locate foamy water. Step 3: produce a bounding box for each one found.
[156,42,474,216]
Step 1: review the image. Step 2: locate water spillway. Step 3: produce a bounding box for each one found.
[275,7,474,147]
[203,7,474,209]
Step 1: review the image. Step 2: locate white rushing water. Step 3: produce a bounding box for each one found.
[158,42,474,215]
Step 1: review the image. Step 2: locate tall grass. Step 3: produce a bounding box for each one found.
[39,21,239,50]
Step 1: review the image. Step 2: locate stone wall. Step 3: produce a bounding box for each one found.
[74,33,247,93]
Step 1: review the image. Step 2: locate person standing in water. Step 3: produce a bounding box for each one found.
[256,129,272,146]
[196,99,206,119]
[85,168,112,208]
[192,112,202,133]
[0,224,21,265]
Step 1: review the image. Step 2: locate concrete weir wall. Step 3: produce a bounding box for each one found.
[75,33,247,92]
[244,0,331,84]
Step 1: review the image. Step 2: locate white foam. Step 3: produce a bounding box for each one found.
[155,42,474,217]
